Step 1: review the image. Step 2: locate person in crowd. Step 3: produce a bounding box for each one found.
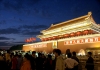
[65,53,78,70]
[5,50,11,70]
[36,53,44,70]
[31,51,36,70]
[0,52,3,60]
[20,54,31,70]
[53,49,65,70]
[72,51,79,70]
[85,52,94,70]
[43,54,52,70]
[0,52,8,70]
[11,54,18,70]
[42,54,46,62]
[52,49,57,70]
[17,54,23,70]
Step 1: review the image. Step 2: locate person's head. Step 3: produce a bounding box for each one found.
[72,51,76,56]
[87,52,92,57]
[67,53,72,58]
[18,55,22,58]
[42,54,45,58]
[23,54,30,61]
[48,54,52,59]
[53,49,61,57]
[7,50,10,53]
[0,52,1,56]
[10,53,14,58]
[32,51,36,57]
[25,53,29,55]
[38,53,42,57]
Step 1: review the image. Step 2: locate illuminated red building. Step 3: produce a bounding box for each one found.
[23,12,100,54]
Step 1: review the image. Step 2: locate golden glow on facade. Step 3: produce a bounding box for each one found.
[23,12,100,53]
[43,21,90,35]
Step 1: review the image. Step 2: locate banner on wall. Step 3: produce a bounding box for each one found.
[31,43,47,48]
[52,41,58,49]
[64,37,100,45]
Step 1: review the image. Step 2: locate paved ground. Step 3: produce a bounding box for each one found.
[79,63,100,70]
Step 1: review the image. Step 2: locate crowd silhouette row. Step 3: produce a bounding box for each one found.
[0,49,94,70]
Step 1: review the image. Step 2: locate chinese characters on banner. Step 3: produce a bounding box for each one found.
[64,37,100,45]
[31,43,47,48]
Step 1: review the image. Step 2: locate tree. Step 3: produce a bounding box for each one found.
[9,44,23,51]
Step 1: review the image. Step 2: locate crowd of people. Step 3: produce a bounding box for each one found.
[0,49,94,70]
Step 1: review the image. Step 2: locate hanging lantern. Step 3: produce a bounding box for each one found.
[58,35,63,39]
[64,34,70,38]
[76,31,82,36]
[88,30,93,34]
[45,38,49,41]
[83,30,89,35]
[53,36,58,39]
[56,35,59,39]
[53,36,56,39]
[45,38,47,41]
[48,37,53,40]
[70,33,75,37]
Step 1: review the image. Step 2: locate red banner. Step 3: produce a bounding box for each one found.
[64,37,100,45]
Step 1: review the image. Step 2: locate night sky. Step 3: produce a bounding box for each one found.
[0,0,100,48]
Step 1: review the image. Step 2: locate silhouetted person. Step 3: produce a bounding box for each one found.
[0,52,8,70]
[31,51,36,70]
[53,49,65,70]
[17,54,23,70]
[44,54,52,70]
[72,52,79,70]
[52,49,58,70]
[36,53,43,70]
[85,52,94,70]
[5,50,11,70]
[65,53,78,70]
[20,54,31,70]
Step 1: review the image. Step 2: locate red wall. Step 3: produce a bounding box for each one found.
[23,43,53,53]
[23,41,100,53]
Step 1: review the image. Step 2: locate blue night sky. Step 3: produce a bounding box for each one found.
[0,0,100,48]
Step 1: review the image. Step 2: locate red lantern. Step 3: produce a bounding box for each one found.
[53,36,58,39]
[70,33,75,37]
[83,30,89,35]
[88,30,93,34]
[64,34,70,38]
[48,37,53,40]
[45,38,49,41]
[76,31,82,36]
[58,35,63,38]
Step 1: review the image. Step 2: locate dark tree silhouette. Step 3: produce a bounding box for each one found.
[9,44,23,51]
